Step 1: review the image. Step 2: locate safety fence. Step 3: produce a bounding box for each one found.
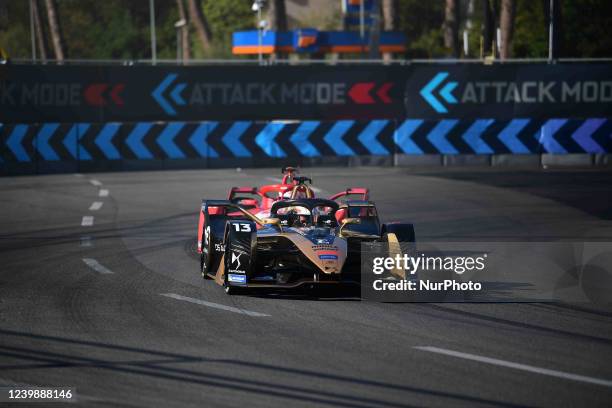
[1,118,610,174]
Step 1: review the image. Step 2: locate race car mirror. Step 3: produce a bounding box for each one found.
[263,218,282,230]
[340,217,361,236]
[341,217,361,225]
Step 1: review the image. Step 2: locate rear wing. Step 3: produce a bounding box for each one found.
[329,188,369,202]
[228,186,259,199]
[201,200,264,225]
[197,200,262,254]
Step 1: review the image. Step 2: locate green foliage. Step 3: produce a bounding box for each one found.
[0,0,611,60]
[396,0,445,58]
[512,0,548,58]
[560,0,612,58]
[0,1,31,58]
[199,0,253,58]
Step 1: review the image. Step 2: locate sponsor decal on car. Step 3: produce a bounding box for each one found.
[228,251,246,274]
[251,275,275,281]
[319,254,338,260]
[232,251,242,269]
[228,274,247,283]
[312,245,338,251]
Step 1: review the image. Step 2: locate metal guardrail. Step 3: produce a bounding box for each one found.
[5,57,612,66]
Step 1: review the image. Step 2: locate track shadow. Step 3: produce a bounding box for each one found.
[422,304,612,346]
[245,284,362,301]
[0,329,531,408]
[421,170,612,221]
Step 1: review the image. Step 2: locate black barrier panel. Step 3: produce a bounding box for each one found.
[405,64,612,119]
[0,65,407,123]
[2,63,611,123]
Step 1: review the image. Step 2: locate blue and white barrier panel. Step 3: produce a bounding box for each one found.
[1,119,610,165]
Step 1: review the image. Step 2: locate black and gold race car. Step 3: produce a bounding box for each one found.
[196,197,414,294]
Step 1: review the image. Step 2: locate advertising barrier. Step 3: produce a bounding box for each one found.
[405,64,612,119]
[0,65,406,123]
[1,63,611,174]
[1,118,610,167]
[1,63,611,123]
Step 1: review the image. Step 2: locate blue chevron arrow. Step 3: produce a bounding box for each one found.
[77,124,92,160]
[126,122,154,159]
[36,123,60,161]
[571,118,605,153]
[289,121,320,157]
[170,83,187,106]
[256,122,286,157]
[357,120,389,155]
[158,122,185,159]
[536,119,567,153]
[7,125,30,162]
[498,119,530,153]
[440,81,458,104]
[189,122,218,158]
[64,123,91,160]
[222,121,252,157]
[420,72,449,114]
[394,119,424,154]
[152,73,177,115]
[324,120,355,156]
[426,119,458,154]
[462,119,494,154]
[95,123,121,159]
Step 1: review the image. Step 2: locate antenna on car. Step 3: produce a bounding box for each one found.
[294,176,312,185]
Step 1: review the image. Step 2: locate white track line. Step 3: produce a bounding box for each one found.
[415,346,612,388]
[89,201,103,211]
[81,216,94,227]
[98,189,109,197]
[82,258,113,274]
[161,293,270,317]
[90,179,102,186]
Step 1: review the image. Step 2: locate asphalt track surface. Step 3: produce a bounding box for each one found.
[1,166,612,407]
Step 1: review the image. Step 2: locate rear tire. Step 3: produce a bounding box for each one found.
[201,254,212,279]
[200,224,214,279]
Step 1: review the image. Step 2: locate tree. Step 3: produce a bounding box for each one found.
[176,0,190,61]
[268,0,287,31]
[443,0,460,57]
[382,0,398,29]
[187,0,212,51]
[44,0,64,60]
[32,0,48,61]
[382,0,398,60]
[499,0,516,59]
[482,0,495,56]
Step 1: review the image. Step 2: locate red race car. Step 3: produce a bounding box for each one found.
[227,166,369,219]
